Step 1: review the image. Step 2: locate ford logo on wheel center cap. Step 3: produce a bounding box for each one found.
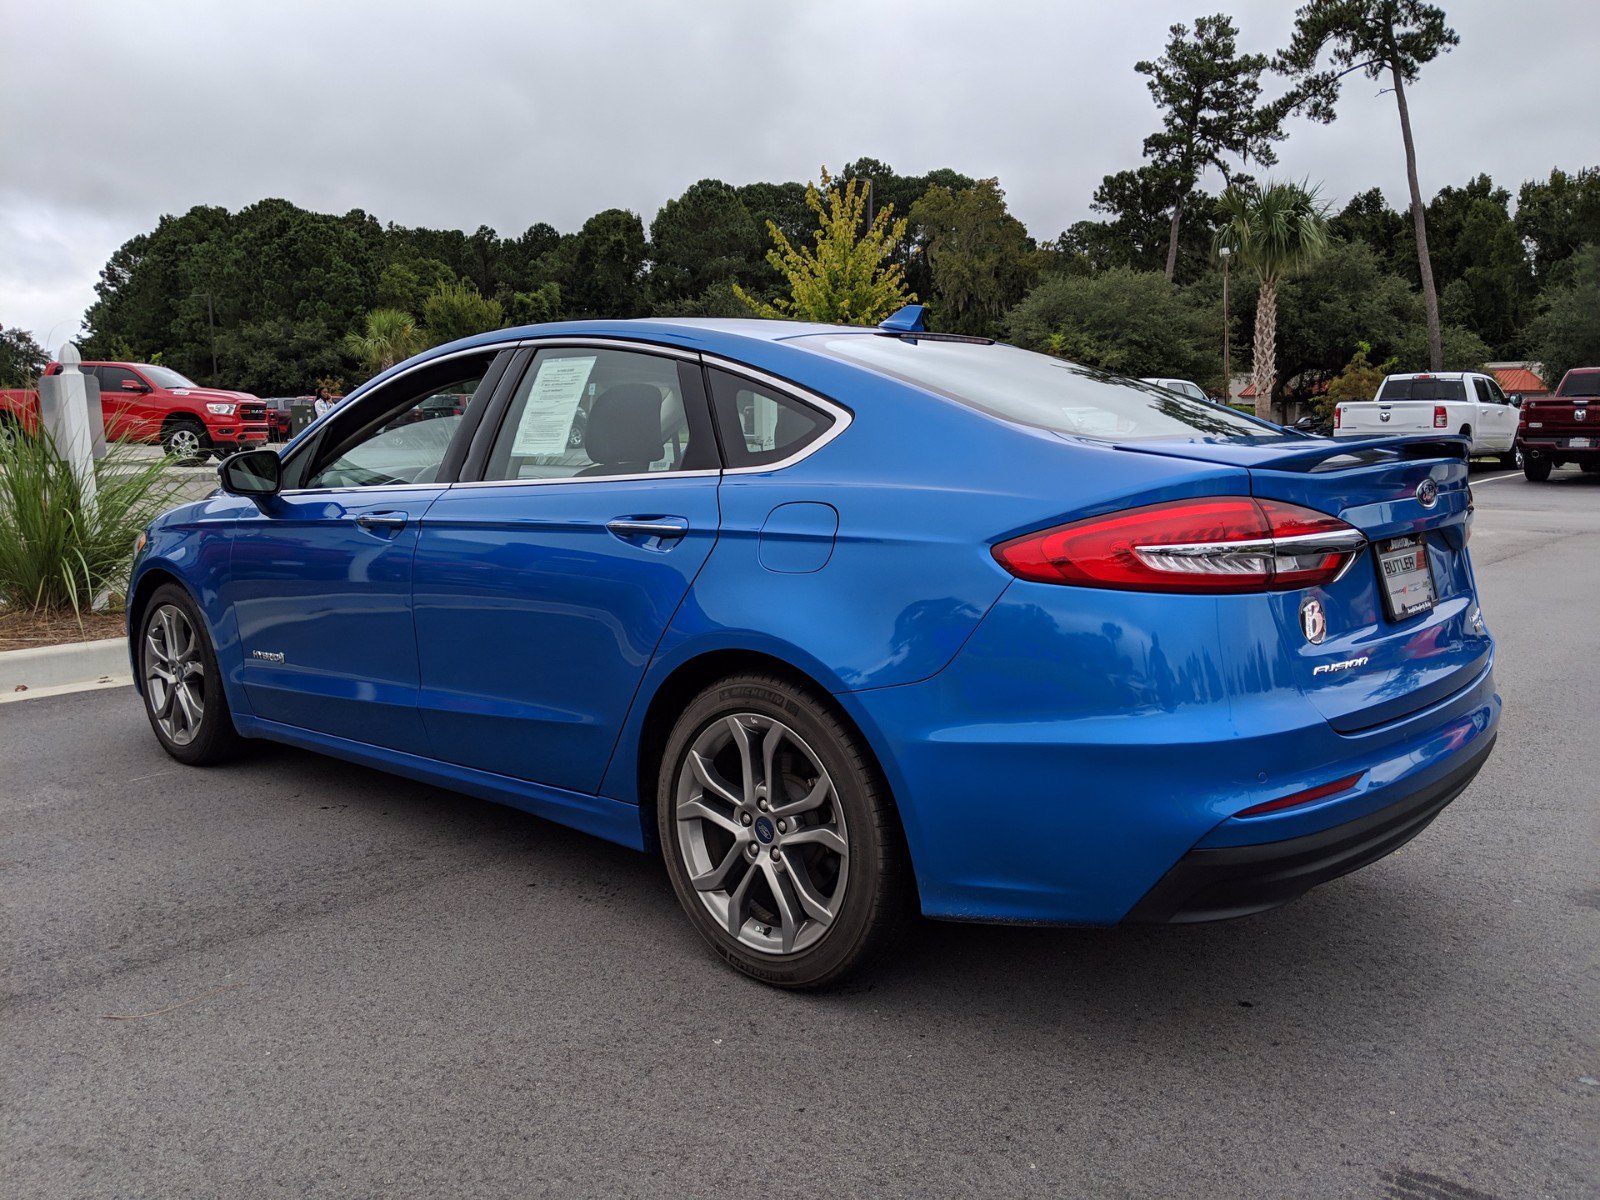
[754,816,776,844]
[1416,479,1438,508]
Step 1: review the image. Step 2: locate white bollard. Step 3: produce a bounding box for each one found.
[37,342,99,513]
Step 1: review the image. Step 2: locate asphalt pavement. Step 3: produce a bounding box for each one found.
[3,465,1596,1199]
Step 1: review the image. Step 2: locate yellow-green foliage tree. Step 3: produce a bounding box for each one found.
[735,167,913,325]
[1320,341,1394,416]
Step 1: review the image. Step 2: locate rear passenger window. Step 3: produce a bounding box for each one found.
[707,368,834,468]
[482,347,716,482]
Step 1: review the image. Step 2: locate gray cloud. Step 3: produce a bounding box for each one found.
[3,0,1597,346]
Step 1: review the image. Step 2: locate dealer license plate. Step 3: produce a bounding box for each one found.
[1376,534,1435,621]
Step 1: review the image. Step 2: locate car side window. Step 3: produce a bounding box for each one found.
[481,347,715,482]
[99,367,142,392]
[1486,379,1509,405]
[707,368,834,468]
[299,360,491,490]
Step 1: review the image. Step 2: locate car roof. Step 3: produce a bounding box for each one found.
[350,318,886,399]
[1385,371,1479,380]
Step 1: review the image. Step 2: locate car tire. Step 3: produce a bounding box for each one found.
[658,673,912,989]
[1582,461,1599,474]
[1522,455,1553,482]
[1499,448,1518,469]
[137,583,245,765]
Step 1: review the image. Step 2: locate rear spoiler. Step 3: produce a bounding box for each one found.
[1267,434,1469,473]
[1113,433,1469,474]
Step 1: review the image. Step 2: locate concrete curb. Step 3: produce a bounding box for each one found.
[0,636,129,696]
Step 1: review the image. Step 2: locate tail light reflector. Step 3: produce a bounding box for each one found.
[994,497,1366,594]
[1236,773,1364,817]
[1433,405,1448,428]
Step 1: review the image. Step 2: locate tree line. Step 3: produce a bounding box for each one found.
[2,1,1594,409]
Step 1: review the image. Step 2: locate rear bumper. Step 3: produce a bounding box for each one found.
[1125,733,1494,923]
[841,582,1500,927]
[1520,438,1598,461]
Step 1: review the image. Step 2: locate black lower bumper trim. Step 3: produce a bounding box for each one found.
[1126,735,1496,924]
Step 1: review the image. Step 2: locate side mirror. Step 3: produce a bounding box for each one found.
[121,379,147,392]
[1509,394,1523,407]
[1293,416,1316,430]
[218,448,282,497]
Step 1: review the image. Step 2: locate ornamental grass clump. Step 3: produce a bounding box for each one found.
[0,427,184,616]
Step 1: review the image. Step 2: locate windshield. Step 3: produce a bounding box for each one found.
[140,365,199,389]
[1556,372,1600,398]
[799,336,1269,441]
[1377,376,1467,402]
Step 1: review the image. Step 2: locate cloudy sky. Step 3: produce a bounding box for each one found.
[2,0,1596,347]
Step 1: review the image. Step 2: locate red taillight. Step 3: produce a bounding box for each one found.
[993,497,1366,594]
[1235,773,1364,817]
[1334,406,1342,429]
[1433,405,1448,428]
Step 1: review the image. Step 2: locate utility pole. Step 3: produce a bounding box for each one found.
[204,294,217,382]
[1219,247,1232,400]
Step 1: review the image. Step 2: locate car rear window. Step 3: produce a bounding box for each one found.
[1556,372,1600,397]
[798,336,1268,441]
[1377,377,1468,402]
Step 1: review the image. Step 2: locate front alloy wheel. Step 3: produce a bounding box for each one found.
[138,583,244,764]
[659,675,910,988]
[144,603,206,746]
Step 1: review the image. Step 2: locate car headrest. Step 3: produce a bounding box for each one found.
[584,384,666,465]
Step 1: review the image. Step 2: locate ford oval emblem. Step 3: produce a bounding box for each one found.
[1416,479,1439,508]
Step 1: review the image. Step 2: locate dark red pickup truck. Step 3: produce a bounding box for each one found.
[0,361,269,462]
[1519,368,1600,481]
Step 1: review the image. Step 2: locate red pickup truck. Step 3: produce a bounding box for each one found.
[0,361,269,462]
[1519,367,1600,481]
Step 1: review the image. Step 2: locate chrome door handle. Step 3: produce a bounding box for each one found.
[356,513,407,531]
[606,518,689,541]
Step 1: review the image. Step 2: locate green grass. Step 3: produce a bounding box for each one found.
[0,427,185,616]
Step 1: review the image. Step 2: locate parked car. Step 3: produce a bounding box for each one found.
[127,312,1500,987]
[1517,367,1600,481]
[1140,377,1209,401]
[1333,372,1518,463]
[258,397,310,442]
[21,361,270,462]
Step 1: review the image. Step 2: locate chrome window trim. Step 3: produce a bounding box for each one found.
[446,469,722,492]
[700,354,854,475]
[275,343,516,495]
[516,335,699,362]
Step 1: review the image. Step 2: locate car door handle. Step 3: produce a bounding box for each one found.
[356,513,408,531]
[606,517,689,542]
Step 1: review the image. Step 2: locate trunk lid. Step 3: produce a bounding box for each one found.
[1118,433,1490,732]
[1337,400,1442,436]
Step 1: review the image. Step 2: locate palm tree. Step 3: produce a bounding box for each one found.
[1215,181,1331,421]
[343,308,422,374]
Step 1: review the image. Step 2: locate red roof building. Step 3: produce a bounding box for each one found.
[1489,366,1548,396]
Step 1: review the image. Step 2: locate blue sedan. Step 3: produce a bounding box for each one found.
[128,309,1500,987]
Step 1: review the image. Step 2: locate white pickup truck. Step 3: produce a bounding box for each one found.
[1332,372,1519,463]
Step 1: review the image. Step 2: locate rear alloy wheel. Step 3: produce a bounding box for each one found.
[659,674,910,988]
[1523,454,1553,482]
[139,584,244,764]
[162,420,209,464]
